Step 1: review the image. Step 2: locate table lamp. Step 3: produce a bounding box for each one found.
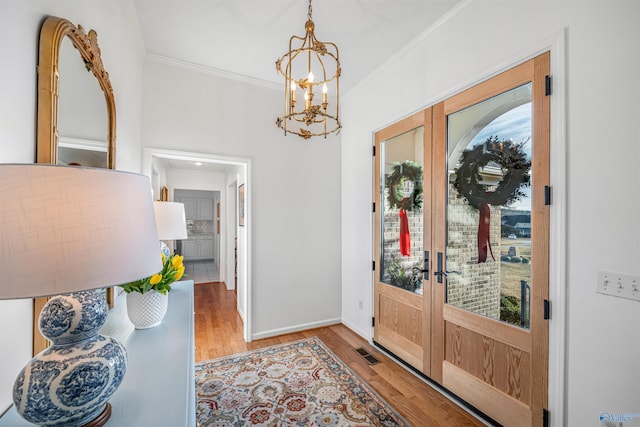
[0,164,163,427]
[153,201,188,258]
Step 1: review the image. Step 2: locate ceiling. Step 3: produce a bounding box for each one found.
[137,1,463,173]
[133,0,463,94]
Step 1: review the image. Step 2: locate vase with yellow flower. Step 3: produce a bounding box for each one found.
[120,253,185,329]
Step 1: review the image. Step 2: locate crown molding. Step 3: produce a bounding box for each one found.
[146,53,281,91]
[146,1,473,97]
[344,0,473,100]
[410,0,474,48]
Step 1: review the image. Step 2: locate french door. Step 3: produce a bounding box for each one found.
[373,110,432,374]
[374,52,549,426]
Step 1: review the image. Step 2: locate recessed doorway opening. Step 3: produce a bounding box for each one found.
[143,147,252,342]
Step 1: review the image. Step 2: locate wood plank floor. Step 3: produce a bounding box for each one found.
[194,282,486,427]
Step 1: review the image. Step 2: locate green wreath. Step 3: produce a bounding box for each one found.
[385,161,423,211]
[453,136,531,210]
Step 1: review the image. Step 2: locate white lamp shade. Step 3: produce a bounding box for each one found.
[0,164,163,299]
[153,201,188,240]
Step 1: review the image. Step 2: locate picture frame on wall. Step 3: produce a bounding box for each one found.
[239,184,245,226]
[217,202,221,234]
[160,186,168,201]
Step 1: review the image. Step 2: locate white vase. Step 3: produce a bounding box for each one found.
[126,290,169,329]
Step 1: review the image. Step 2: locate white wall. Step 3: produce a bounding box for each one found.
[225,172,239,286]
[151,157,169,200]
[142,59,343,338]
[0,0,145,412]
[168,169,226,194]
[236,175,247,319]
[341,1,640,426]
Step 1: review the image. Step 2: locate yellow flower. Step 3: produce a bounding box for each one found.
[149,274,162,285]
[161,252,166,264]
[171,255,184,269]
[174,264,185,281]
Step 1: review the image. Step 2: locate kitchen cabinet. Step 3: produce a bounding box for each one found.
[181,239,197,259]
[181,198,197,219]
[178,197,213,220]
[181,235,214,260]
[198,236,214,258]
[198,198,213,220]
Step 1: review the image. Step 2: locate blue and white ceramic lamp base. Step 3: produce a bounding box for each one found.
[12,290,127,427]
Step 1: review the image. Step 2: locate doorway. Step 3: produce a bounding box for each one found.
[373,53,550,426]
[174,188,221,284]
[144,148,253,342]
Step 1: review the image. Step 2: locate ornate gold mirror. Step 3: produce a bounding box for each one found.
[34,16,116,354]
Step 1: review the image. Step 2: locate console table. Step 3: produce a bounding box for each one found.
[0,280,196,426]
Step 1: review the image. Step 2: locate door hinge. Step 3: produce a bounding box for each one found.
[545,75,552,96]
[544,185,552,205]
[372,202,375,213]
[543,408,549,427]
[372,317,375,327]
[372,260,375,271]
[372,145,376,156]
[544,299,551,320]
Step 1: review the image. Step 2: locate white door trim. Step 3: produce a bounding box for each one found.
[143,147,253,342]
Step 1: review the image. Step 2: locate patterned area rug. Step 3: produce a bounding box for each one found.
[195,337,410,426]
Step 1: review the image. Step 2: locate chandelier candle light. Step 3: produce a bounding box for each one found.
[276,0,341,139]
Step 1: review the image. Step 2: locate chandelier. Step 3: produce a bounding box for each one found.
[275,0,341,139]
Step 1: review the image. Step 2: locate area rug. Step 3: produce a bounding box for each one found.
[195,337,410,426]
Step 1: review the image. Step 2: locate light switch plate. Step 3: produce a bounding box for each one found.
[597,271,640,302]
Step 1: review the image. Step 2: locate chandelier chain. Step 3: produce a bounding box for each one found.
[307,0,313,21]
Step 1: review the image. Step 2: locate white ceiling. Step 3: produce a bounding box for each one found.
[133,0,463,94]
[137,1,463,173]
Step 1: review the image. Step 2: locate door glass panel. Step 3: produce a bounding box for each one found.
[380,127,424,294]
[446,83,532,328]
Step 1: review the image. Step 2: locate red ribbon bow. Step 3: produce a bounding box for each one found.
[399,207,410,257]
[477,200,495,263]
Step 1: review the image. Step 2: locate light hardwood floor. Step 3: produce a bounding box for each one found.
[194,282,487,427]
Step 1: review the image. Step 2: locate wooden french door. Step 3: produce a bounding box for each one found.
[373,110,433,375]
[374,52,549,426]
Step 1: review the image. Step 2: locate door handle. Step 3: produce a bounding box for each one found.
[434,252,445,283]
[420,251,429,280]
[433,252,460,283]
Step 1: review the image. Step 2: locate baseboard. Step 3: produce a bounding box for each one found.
[341,318,371,341]
[251,317,342,340]
[237,303,245,322]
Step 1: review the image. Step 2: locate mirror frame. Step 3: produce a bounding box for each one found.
[34,16,116,355]
[37,16,116,166]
